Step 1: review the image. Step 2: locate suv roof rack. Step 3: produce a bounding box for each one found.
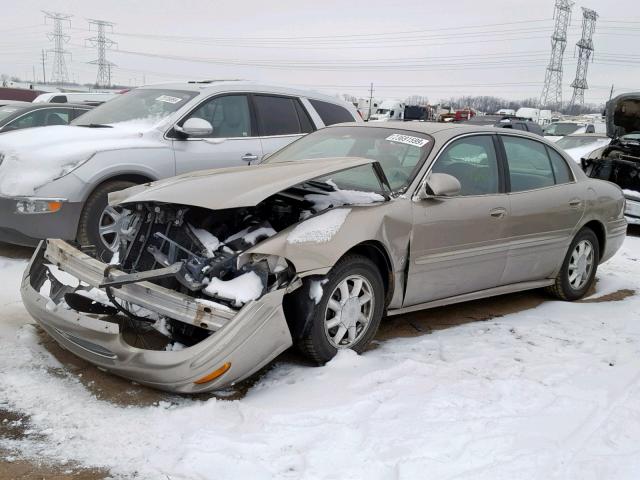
[187,79,244,84]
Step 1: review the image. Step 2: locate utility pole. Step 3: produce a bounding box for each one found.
[86,19,117,88]
[569,8,598,111]
[540,0,574,111]
[367,83,374,121]
[43,11,72,86]
[41,49,47,84]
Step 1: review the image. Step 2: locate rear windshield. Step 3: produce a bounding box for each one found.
[544,123,581,136]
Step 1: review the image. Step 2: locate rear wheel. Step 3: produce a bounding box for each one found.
[546,227,599,301]
[77,180,137,261]
[296,254,385,364]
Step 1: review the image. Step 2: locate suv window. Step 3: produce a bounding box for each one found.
[253,95,312,136]
[183,95,252,138]
[309,99,354,126]
[431,135,500,196]
[502,136,556,192]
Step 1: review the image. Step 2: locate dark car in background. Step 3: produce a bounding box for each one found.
[462,114,544,135]
[0,103,92,133]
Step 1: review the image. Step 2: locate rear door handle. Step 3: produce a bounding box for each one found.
[569,199,583,208]
[241,153,259,162]
[489,207,507,218]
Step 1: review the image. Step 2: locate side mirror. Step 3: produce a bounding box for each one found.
[175,117,213,137]
[419,173,461,199]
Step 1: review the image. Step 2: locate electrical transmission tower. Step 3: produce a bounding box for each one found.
[86,19,117,87]
[43,11,72,85]
[569,8,598,110]
[540,0,574,110]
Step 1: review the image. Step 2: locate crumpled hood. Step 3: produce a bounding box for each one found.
[0,124,165,197]
[607,93,640,138]
[111,157,376,210]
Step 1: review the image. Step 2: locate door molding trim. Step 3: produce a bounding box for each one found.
[388,279,554,316]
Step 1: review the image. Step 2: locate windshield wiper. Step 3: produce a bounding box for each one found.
[76,123,113,128]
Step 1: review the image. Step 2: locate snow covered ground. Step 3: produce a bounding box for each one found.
[1,235,640,479]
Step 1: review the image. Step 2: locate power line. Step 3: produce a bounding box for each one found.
[86,18,117,87]
[43,10,72,85]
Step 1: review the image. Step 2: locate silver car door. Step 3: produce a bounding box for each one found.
[172,94,263,173]
[405,134,510,306]
[499,135,586,284]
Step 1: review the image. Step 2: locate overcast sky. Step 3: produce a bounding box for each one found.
[1,0,638,104]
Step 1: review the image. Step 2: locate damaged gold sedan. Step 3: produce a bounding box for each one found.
[21,123,626,392]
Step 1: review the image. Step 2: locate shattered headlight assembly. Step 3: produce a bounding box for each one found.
[15,197,66,214]
[240,253,291,273]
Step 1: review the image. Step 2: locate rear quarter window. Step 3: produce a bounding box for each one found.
[253,95,311,136]
[308,99,355,126]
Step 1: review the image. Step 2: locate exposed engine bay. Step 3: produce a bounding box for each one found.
[582,135,640,192]
[582,94,640,195]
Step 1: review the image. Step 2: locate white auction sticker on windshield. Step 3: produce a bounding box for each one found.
[155,95,184,104]
[386,133,429,148]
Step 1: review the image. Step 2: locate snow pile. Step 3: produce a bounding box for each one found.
[623,189,640,201]
[305,183,385,211]
[203,271,264,307]
[191,225,221,256]
[309,278,328,304]
[287,208,350,244]
[224,225,277,247]
[2,239,640,479]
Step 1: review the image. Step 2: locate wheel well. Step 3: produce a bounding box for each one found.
[91,174,154,195]
[582,220,605,260]
[345,241,394,306]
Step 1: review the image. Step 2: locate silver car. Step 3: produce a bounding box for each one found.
[0,81,360,256]
[21,123,627,393]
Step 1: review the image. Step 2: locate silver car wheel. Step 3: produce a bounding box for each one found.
[568,239,594,290]
[99,205,126,253]
[323,274,374,348]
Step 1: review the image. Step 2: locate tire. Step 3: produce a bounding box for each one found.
[77,180,137,261]
[295,254,385,364]
[546,227,600,301]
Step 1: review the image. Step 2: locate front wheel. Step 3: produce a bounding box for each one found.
[546,227,599,301]
[76,180,137,261]
[295,254,385,364]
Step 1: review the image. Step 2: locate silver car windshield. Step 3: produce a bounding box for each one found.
[556,136,608,149]
[71,88,198,127]
[544,123,581,136]
[266,126,433,191]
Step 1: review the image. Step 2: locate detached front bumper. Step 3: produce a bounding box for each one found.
[20,240,293,393]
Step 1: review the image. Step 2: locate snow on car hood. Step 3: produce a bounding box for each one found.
[111,157,376,210]
[563,139,612,162]
[0,124,165,196]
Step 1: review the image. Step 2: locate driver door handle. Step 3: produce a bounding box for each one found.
[489,207,507,218]
[242,153,259,162]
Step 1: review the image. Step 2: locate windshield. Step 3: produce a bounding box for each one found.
[556,136,608,149]
[621,133,640,141]
[265,126,433,191]
[71,88,198,127]
[543,123,581,136]
[0,106,22,122]
[376,109,390,114]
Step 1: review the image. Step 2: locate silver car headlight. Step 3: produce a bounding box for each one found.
[15,198,66,214]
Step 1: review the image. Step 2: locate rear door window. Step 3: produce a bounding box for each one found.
[253,95,311,136]
[501,136,555,192]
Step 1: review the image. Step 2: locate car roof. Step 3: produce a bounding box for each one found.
[0,103,93,112]
[136,80,352,105]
